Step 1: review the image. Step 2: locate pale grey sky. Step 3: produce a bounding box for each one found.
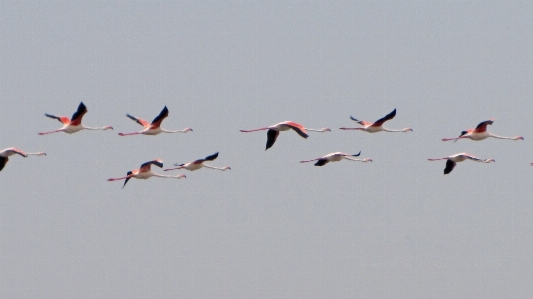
[1,1,532,298]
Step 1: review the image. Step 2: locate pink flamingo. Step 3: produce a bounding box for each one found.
[107,159,186,188]
[240,121,331,150]
[300,151,372,166]
[118,106,192,136]
[0,148,46,172]
[164,152,231,172]
[39,102,113,135]
[428,153,495,175]
[442,119,523,142]
[339,109,412,133]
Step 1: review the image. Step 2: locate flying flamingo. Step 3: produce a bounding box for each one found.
[428,153,495,175]
[0,148,46,172]
[339,109,412,133]
[38,102,113,135]
[164,152,231,172]
[240,121,331,150]
[107,159,186,188]
[441,119,524,142]
[118,106,192,136]
[300,151,372,166]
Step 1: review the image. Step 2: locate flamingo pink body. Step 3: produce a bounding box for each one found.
[107,159,186,188]
[300,151,372,166]
[339,109,412,133]
[0,147,46,172]
[240,121,330,150]
[118,106,192,136]
[164,152,231,172]
[442,119,523,142]
[428,153,495,174]
[39,102,113,135]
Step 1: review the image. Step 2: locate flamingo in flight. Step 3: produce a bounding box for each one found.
[0,148,46,172]
[442,119,524,142]
[240,121,331,150]
[38,102,113,135]
[107,159,186,188]
[118,106,192,136]
[300,151,372,166]
[164,152,231,172]
[428,153,495,175]
[339,109,412,133]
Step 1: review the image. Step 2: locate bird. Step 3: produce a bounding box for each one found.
[107,159,186,188]
[118,106,192,136]
[300,151,372,166]
[240,121,331,150]
[427,153,495,174]
[0,147,46,172]
[164,152,231,172]
[441,119,524,142]
[38,102,113,135]
[339,109,412,133]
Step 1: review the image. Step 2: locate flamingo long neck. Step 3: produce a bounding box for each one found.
[161,128,189,133]
[83,125,112,130]
[339,127,364,130]
[305,128,330,132]
[383,128,408,132]
[203,164,230,171]
[488,133,520,140]
[152,173,186,178]
[344,157,370,162]
[25,152,46,156]
[118,132,141,136]
[240,127,269,132]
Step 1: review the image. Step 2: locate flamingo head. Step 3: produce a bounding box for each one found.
[177,174,187,179]
[513,136,524,140]
[104,126,114,130]
[321,128,332,132]
[35,152,47,156]
[221,166,232,171]
[403,128,413,132]
[184,127,193,132]
[362,158,373,162]
[484,158,496,163]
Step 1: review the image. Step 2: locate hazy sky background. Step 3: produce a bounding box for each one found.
[1,1,532,298]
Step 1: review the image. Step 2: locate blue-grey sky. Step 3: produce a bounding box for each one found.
[1,1,532,298]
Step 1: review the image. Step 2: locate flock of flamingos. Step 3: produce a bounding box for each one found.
[0,102,528,186]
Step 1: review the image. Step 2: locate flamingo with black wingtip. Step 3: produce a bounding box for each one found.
[428,153,495,175]
[240,121,331,150]
[0,148,46,172]
[339,109,412,133]
[300,151,372,166]
[441,119,524,142]
[164,152,231,172]
[38,102,113,135]
[118,106,192,136]
[107,159,186,188]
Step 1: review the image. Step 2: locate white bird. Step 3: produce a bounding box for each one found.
[118,106,192,136]
[340,109,412,133]
[164,152,231,172]
[0,147,46,172]
[107,159,186,188]
[442,119,524,141]
[240,121,331,150]
[428,153,495,174]
[39,102,113,135]
[300,152,372,166]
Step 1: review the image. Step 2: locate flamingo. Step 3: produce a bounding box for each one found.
[118,106,192,136]
[108,159,186,188]
[300,151,372,166]
[38,102,113,135]
[0,148,46,172]
[442,119,524,142]
[240,121,331,150]
[428,153,495,175]
[164,152,231,172]
[339,109,412,133]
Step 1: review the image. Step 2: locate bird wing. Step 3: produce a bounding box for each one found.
[283,122,308,138]
[204,152,219,161]
[314,159,329,166]
[266,129,280,150]
[474,119,494,133]
[151,106,169,127]
[444,159,456,174]
[70,102,88,126]
[372,109,396,126]
[140,159,163,172]
[0,156,7,172]
[349,116,371,126]
[126,114,149,127]
[123,171,133,188]
[45,113,70,124]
